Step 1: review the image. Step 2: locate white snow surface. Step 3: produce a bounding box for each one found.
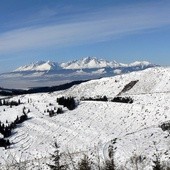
[0,67,170,169]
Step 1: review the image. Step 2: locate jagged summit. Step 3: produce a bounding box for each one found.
[61,57,120,69]
[14,61,61,72]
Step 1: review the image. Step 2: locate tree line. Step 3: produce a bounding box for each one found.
[0,99,21,107]
[81,96,133,104]
[57,97,76,110]
[0,107,29,148]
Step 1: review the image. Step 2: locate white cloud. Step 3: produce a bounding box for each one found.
[0,1,170,54]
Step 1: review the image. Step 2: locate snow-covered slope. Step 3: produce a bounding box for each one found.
[63,67,169,98]
[0,67,170,169]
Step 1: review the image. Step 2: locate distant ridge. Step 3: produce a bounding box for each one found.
[60,57,120,69]
[14,57,156,72]
[0,57,158,89]
[0,80,89,96]
[14,61,61,72]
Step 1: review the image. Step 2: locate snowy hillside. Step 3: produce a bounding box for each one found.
[63,67,170,98]
[0,67,169,169]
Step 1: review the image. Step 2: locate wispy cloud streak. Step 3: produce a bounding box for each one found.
[0,1,170,54]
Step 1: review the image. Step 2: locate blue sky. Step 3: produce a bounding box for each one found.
[0,0,170,72]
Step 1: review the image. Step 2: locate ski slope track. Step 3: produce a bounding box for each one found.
[0,67,170,169]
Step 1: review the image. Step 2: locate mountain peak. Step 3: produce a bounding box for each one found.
[14,61,61,72]
[61,57,120,69]
[13,57,156,72]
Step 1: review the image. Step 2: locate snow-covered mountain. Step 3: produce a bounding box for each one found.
[14,57,155,71]
[0,57,157,89]
[14,61,61,72]
[60,57,120,69]
[0,67,170,169]
[61,57,154,69]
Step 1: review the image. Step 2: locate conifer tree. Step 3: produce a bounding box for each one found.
[47,142,67,170]
[78,155,91,170]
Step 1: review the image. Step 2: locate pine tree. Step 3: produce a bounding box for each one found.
[47,142,67,170]
[103,145,116,170]
[153,155,162,170]
[103,160,115,170]
[152,142,162,170]
[78,155,91,170]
